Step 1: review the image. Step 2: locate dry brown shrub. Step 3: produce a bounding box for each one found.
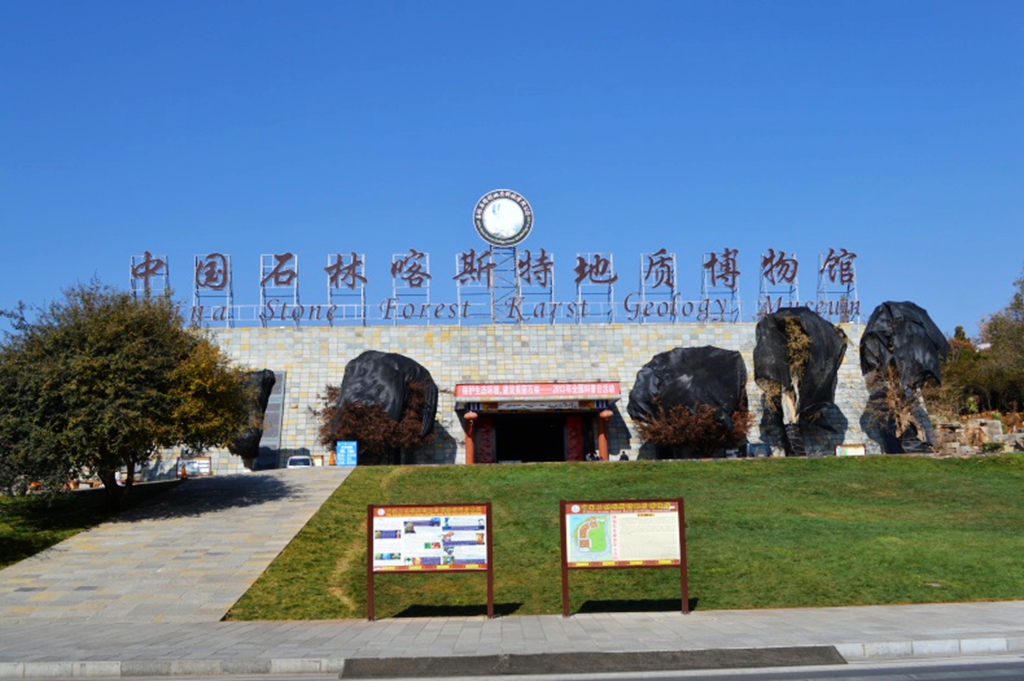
[730,408,754,444]
[761,380,782,414]
[635,397,751,458]
[314,382,435,465]
[865,364,920,438]
[783,316,811,380]
[758,318,809,418]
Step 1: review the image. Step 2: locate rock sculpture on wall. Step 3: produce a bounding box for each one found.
[333,351,438,464]
[228,369,276,470]
[860,301,949,453]
[339,351,438,437]
[754,307,848,456]
[627,345,749,458]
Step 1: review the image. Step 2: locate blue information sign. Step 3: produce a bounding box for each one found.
[336,441,358,466]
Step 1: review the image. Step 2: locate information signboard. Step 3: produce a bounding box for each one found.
[335,440,358,466]
[560,498,688,616]
[366,503,493,620]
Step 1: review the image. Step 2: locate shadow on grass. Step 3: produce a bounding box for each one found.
[577,597,699,614]
[393,602,524,618]
[0,536,65,569]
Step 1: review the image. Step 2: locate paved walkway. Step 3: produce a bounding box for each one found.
[0,468,352,623]
[0,468,1022,678]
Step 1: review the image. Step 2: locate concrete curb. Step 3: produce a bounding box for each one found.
[835,634,1024,660]
[0,637,1021,678]
[0,658,348,679]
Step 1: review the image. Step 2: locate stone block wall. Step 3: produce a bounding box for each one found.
[193,321,883,471]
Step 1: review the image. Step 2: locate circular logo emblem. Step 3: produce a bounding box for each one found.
[473,189,533,247]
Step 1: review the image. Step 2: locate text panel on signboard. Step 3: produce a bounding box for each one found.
[371,505,489,572]
[336,440,358,466]
[565,500,680,568]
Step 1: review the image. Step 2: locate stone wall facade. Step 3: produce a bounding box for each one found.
[178,321,884,474]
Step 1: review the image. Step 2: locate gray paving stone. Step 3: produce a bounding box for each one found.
[912,639,960,657]
[863,641,913,658]
[269,658,324,674]
[72,661,122,677]
[959,637,1008,655]
[22,662,73,678]
[0,664,22,678]
[220,659,273,675]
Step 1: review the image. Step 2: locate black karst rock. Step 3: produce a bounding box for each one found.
[338,351,438,438]
[628,345,748,456]
[754,307,848,456]
[228,369,276,468]
[861,301,949,391]
[860,302,949,453]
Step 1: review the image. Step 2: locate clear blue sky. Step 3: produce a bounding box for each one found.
[2,0,1021,336]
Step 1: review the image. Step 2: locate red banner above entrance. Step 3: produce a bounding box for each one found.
[454,382,620,400]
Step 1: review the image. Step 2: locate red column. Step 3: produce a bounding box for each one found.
[598,409,613,461]
[464,411,478,465]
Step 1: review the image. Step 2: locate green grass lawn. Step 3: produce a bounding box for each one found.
[226,454,1024,620]
[0,481,180,570]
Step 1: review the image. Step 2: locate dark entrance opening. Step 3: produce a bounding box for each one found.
[493,413,566,463]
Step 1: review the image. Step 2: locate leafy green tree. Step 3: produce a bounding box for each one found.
[925,328,984,418]
[978,268,1024,411]
[0,281,252,506]
[928,267,1024,418]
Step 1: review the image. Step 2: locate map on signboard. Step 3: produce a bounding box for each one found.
[564,500,681,568]
[568,514,612,563]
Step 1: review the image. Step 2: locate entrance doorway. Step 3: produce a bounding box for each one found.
[493,413,566,463]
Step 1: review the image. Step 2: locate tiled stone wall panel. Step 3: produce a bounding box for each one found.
[196,322,879,469]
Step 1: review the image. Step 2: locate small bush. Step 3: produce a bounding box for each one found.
[314,382,434,465]
[635,399,750,458]
[866,363,922,438]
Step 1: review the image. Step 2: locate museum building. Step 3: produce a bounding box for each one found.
[186,319,875,474]
[135,190,880,476]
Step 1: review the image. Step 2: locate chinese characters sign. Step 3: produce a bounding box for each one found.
[131,246,860,326]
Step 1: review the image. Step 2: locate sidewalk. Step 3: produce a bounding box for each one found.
[0,468,352,623]
[0,469,1022,678]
